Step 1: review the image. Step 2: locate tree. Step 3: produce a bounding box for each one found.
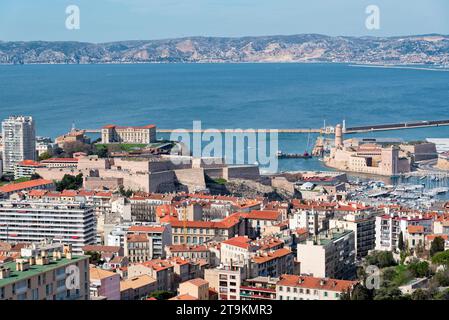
[430,236,445,257]
[407,260,430,278]
[119,185,133,198]
[348,284,373,300]
[411,289,431,300]
[432,250,449,267]
[85,251,102,265]
[398,231,405,252]
[38,152,52,161]
[63,141,93,157]
[30,173,42,180]
[147,291,176,300]
[366,251,396,268]
[55,173,83,191]
[94,145,109,158]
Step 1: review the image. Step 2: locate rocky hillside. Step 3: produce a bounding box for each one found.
[1,34,449,65]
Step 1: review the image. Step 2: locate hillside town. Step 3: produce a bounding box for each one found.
[1,115,449,301]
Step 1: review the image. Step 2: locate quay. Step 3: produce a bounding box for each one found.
[82,118,449,135]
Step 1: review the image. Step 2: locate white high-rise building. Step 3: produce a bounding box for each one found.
[2,116,36,174]
[0,200,96,254]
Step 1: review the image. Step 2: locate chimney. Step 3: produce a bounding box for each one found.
[64,245,73,260]
[15,259,30,272]
[0,266,11,279]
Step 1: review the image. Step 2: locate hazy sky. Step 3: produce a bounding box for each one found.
[0,0,448,42]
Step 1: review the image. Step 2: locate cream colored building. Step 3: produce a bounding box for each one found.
[178,278,209,300]
[101,124,157,144]
[276,274,356,301]
[0,245,89,300]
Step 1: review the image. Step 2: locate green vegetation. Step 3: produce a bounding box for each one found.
[12,177,31,184]
[95,143,147,153]
[55,174,83,191]
[214,178,228,185]
[118,185,133,198]
[430,237,446,257]
[365,251,397,268]
[38,152,52,161]
[432,250,449,267]
[85,251,103,265]
[146,291,177,300]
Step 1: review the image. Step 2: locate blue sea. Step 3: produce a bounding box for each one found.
[0,63,449,174]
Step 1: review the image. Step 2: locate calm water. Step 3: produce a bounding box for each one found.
[0,63,449,173]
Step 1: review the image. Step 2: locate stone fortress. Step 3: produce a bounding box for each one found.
[324,124,437,176]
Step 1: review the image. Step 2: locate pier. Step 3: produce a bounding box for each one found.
[82,119,449,135]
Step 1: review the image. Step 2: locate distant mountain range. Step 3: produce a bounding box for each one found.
[1,34,449,65]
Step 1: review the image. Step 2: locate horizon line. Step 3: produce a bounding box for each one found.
[1,32,448,45]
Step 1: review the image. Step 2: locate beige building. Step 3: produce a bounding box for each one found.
[296,228,356,280]
[178,278,209,300]
[101,124,157,144]
[0,245,89,300]
[276,274,357,301]
[204,266,242,300]
[120,274,157,300]
[325,126,413,176]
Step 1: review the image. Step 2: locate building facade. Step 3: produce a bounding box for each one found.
[2,116,36,174]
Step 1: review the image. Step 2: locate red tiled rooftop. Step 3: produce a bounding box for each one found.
[277,274,357,292]
[0,179,54,194]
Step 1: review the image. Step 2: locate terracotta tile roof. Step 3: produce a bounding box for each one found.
[407,225,425,234]
[141,259,174,272]
[277,274,357,292]
[0,179,54,194]
[242,210,281,221]
[127,234,148,243]
[128,225,166,233]
[89,267,118,280]
[167,244,208,252]
[41,158,78,163]
[82,245,121,253]
[252,248,292,264]
[425,234,449,241]
[184,278,209,287]
[120,275,156,291]
[103,124,156,129]
[222,236,252,249]
[17,160,42,167]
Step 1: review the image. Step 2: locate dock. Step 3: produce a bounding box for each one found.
[82,118,449,135]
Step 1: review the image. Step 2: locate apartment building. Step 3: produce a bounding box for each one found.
[89,267,120,300]
[0,200,96,254]
[177,278,210,300]
[165,213,245,245]
[128,259,175,291]
[375,211,433,252]
[276,274,357,301]
[2,116,36,174]
[329,212,376,259]
[101,124,157,144]
[297,228,356,279]
[0,179,55,199]
[14,160,43,180]
[120,274,157,300]
[204,266,242,300]
[240,276,278,300]
[165,244,211,263]
[0,245,89,300]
